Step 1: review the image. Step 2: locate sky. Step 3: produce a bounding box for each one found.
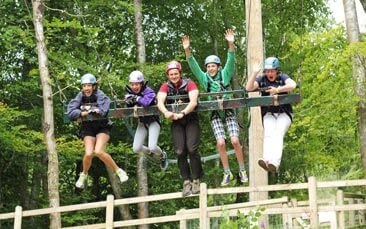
[327,0,366,32]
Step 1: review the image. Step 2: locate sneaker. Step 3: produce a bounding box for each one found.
[75,172,88,189]
[258,158,269,172]
[116,168,129,183]
[160,151,169,171]
[221,172,234,186]
[191,179,200,194]
[182,180,192,197]
[267,163,277,173]
[239,170,249,184]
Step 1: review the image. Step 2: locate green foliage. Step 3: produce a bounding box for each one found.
[219,207,265,229]
[2,0,366,228]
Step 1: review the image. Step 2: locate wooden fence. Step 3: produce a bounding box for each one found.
[1,176,366,228]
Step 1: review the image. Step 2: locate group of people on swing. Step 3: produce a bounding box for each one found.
[67,29,297,196]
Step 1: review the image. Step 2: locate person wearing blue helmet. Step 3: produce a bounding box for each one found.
[182,29,248,186]
[246,57,297,173]
[67,73,128,189]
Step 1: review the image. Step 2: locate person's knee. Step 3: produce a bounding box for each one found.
[216,139,226,149]
[176,148,185,157]
[94,150,106,157]
[148,145,159,154]
[231,137,241,147]
[84,153,93,160]
[133,145,142,154]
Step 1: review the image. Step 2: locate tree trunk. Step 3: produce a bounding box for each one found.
[134,0,149,228]
[106,167,133,222]
[343,0,366,173]
[134,0,146,63]
[31,1,61,228]
[359,0,366,12]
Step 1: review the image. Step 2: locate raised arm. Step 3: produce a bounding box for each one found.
[245,66,261,91]
[182,35,191,57]
[225,28,235,52]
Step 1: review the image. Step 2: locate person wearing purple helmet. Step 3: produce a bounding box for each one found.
[124,70,168,171]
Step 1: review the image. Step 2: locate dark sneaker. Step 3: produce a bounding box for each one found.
[258,158,269,172]
[160,151,169,171]
[239,170,249,184]
[191,179,200,194]
[220,172,234,186]
[182,180,192,197]
[267,163,277,173]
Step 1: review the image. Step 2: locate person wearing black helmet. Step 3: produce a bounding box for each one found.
[67,73,128,189]
[246,57,297,173]
[182,29,248,187]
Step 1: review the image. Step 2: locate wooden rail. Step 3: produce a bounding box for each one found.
[1,176,365,228]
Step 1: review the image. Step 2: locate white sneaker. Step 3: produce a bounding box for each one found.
[75,172,88,189]
[116,168,128,183]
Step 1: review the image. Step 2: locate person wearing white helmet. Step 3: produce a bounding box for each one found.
[157,61,203,197]
[124,70,168,171]
[67,73,128,189]
[182,29,248,187]
[246,57,297,173]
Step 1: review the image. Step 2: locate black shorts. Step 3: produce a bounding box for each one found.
[79,120,112,138]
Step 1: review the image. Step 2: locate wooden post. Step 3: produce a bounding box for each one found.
[13,206,22,229]
[308,176,318,228]
[337,190,345,229]
[176,209,187,229]
[290,198,299,228]
[348,198,355,226]
[246,0,267,204]
[199,183,208,229]
[358,198,365,225]
[105,195,115,229]
[282,203,292,229]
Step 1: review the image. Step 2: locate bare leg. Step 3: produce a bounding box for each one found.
[94,133,119,172]
[231,136,244,165]
[217,138,229,168]
[82,136,96,174]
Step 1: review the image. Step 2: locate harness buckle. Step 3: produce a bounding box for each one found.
[133,105,138,118]
[216,96,224,110]
[273,94,279,106]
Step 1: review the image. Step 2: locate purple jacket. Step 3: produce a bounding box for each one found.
[67,89,111,120]
[127,86,156,107]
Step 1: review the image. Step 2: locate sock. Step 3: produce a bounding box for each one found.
[239,164,245,172]
[224,167,231,174]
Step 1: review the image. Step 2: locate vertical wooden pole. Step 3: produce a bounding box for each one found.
[337,190,345,229]
[308,176,318,228]
[199,183,208,229]
[348,198,355,226]
[246,0,268,215]
[105,195,115,229]
[358,198,365,225]
[13,206,22,229]
[282,203,292,229]
[291,198,299,228]
[177,209,187,229]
